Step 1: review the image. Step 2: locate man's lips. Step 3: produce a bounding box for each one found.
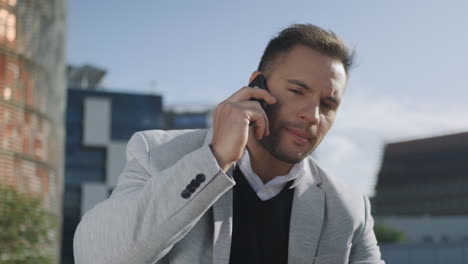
[284,127,312,143]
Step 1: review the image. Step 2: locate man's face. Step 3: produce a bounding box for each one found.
[257,45,347,164]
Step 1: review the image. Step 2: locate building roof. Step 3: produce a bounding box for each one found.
[67,64,107,90]
[384,132,468,157]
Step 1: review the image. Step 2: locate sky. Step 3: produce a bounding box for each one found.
[68,0,468,196]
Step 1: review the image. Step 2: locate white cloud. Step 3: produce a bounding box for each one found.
[314,93,468,197]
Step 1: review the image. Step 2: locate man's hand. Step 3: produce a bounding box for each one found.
[210,86,276,172]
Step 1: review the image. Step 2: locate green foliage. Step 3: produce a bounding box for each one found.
[0,185,56,264]
[374,222,406,244]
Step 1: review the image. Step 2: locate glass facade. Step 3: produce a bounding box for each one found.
[165,111,210,129]
[61,87,164,264]
[0,0,66,263]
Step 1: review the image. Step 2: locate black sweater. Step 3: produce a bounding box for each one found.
[229,166,294,264]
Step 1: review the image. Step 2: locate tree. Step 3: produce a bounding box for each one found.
[0,185,56,264]
[374,222,406,244]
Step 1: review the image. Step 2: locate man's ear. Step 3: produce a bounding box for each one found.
[248,71,262,84]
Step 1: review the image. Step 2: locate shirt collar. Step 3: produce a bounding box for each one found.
[238,149,306,189]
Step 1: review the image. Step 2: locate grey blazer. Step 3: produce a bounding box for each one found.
[74,129,384,264]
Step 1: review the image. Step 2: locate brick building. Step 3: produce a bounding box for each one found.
[0,0,66,262]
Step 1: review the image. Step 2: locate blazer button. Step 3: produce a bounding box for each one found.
[190,179,200,188]
[186,184,196,193]
[181,190,191,199]
[196,173,206,183]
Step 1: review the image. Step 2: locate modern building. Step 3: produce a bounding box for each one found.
[61,66,164,264]
[371,132,468,263]
[0,0,66,263]
[380,240,468,264]
[376,216,468,244]
[372,132,468,216]
[164,105,212,130]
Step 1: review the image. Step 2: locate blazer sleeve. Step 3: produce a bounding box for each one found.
[73,132,235,264]
[349,195,385,264]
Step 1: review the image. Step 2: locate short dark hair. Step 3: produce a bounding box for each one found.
[258,24,355,76]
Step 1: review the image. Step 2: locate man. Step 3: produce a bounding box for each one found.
[74,24,384,264]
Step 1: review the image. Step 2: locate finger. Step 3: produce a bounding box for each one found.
[226,86,277,105]
[212,104,221,130]
[237,100,270,137]
[250,111,267,139]
[241,102,269,139]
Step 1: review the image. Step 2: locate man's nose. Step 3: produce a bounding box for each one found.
[297,103,320,125]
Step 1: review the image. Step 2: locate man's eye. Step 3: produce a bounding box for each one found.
[288,89,302,95]
[321,102,334,110]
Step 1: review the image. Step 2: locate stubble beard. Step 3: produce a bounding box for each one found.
[258,107,316,164]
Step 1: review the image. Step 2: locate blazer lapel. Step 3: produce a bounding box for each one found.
[288,159,325,263]
[212,189,233,264]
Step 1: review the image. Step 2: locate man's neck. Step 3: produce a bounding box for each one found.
[246,137,294,184]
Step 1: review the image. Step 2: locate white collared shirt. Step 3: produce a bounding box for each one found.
[237,150,305,201]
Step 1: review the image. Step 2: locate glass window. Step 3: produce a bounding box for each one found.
[63,187,81,210]
[422,236,433,243]
[65,167,105,187]
[0,9,8,38]
[6,12,14,41]
[173,114,207,128]
[440,235,450,243]
[0,9,15,42]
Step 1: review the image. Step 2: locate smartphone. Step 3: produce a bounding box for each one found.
[248,74,268,110]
